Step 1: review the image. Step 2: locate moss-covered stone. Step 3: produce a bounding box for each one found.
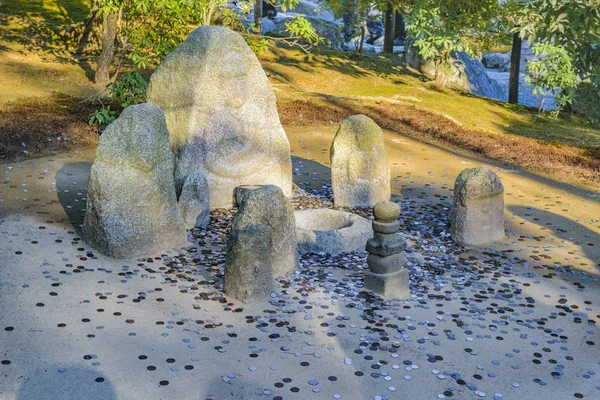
[373,201,400,222]
[451,165,505,246]
[454,166,504,207]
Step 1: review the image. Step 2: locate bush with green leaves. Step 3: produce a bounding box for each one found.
[105,71,148,108]
[95,0,322,70]
[404,0,509,84]
[225,0,323,55]
[88,71,148,126]
[526,42,579,115]
[283,16,325,51]
[515,0,600,87]
[88,106,117,126]
[96,0,209,70]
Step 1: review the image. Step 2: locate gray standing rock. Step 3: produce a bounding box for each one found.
[147,26,292,209]
[224,224,274,303]
[450,166,505,246]
[330,115,391,207]
[224,185,297,302]
[179,171,210,229]
[364,201,410,299]
[82,104,187,258]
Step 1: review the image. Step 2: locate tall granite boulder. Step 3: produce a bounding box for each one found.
[178,171,210,229]
[147,26,292,209]
[224,185,297,303]
[330,114,391,207]
[82,104,187,258]
[450,166,505,246]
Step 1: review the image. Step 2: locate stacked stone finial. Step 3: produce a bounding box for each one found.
[364,201,410,299]
[450,166,505,246]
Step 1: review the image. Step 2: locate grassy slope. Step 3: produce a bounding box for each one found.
[261,47,600,149]
[0,0,599,188]
[0,0,98,103]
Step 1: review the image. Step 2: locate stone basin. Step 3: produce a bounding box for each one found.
[295,209,373,255]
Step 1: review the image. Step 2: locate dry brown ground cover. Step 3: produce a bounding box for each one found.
[0,93,99,164]
[1,87,598,192]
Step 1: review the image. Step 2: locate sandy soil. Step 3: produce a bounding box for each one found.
[0,125,598,400]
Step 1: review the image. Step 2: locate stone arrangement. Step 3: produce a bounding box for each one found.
[295,208,372,255]
[82,104,187,259]
[364,201,410,299]
[178,171,210,230]
[330,114,391,207]
[3,115,599,400]
[147,26,292,209]
[224,185,297,303]
[450,165,505,246]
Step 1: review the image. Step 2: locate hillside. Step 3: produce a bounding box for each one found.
[0,0,599,190]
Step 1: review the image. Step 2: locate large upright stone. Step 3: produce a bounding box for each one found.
[224,185,297,303]
[450,166,505,246]
[82,104,186,258]
[330,115,391,207]
[224,224,274,303]
[147,26,292,208]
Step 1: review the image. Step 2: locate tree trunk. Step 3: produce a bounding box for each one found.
[508,32,522,104]
[383,2,394,54]
[95,11,119,85]
[394,12,405,42]
[254,0,263,34]
[76,3,102,55]
[342,0,358,42]
[434,55,449,88]
[358,22,366,55]
[60,3,103,56]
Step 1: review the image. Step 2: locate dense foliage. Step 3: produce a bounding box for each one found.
[405,0,506,65]
[92,0,320,72]
[526,42,579,114]
[515,0,600,86]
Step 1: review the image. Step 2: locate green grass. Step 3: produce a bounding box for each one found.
[1,0,600,152]
[260,46,600,149]
[1,0,90,26]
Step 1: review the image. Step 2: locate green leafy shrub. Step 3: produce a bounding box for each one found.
[526,42,579,115]
[106,71,148,108]
[88,106,116,126]
[87,72,148,126]
[571,83,600,125]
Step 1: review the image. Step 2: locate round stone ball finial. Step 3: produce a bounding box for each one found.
[373,201,400,222]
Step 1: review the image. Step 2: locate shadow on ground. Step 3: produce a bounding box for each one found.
[55,161,92,233]
[509,205,600,275]
[17,364,116,400]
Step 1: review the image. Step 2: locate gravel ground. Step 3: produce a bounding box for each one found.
[0,126,598,400]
